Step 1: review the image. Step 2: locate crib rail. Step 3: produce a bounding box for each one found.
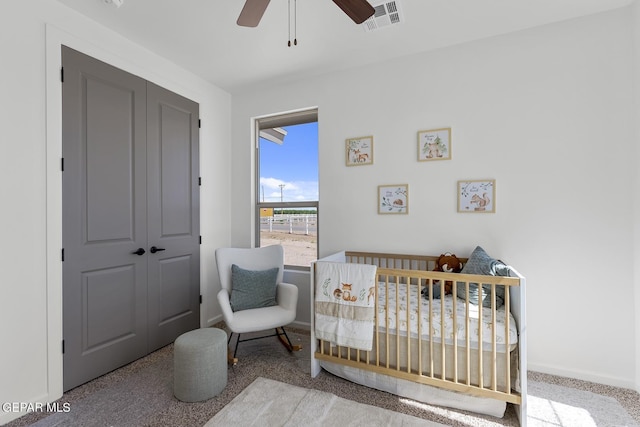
[314,251,522,405]
[344,251,461,272]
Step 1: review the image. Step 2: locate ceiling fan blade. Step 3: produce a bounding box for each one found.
[237,0,271,27]
[332,0,375,25]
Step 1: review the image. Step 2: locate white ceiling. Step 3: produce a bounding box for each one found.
[56,0,632,93]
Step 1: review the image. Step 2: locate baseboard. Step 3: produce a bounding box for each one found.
[528,362,637,391]
[205,314,223,327]
[290,320,310,331]
[0,392,52,426]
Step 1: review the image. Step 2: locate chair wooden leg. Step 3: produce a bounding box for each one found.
[276,327,302,352]
[226,332,238,365]
[227,347,238,365]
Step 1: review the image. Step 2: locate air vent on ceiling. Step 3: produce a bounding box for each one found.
[362,0,403,32]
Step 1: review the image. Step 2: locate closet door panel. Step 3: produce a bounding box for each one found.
[62,46,148,391]
[146,82,200,351]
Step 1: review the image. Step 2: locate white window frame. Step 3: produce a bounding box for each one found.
[254,108,319,270]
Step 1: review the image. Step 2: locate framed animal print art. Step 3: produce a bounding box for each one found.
[418,128,451,161]
[378,184,408,214]
[457,180,495,213]
[346,136,373,166]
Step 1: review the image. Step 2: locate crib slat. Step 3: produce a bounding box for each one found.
[370,280,378,366]
[452,280,458,384]
[417,278,423,376]
[440,281,446,380]
[505,285,511,394]
[405,274,411,374]
[428,281,435,378]
[491,283,498,392]
[395,275,400,371]
[465,282,471,386]
[385,277,390,369]
[478,284,484,389]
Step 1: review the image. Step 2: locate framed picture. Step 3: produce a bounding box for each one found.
[418,128,451,161]
[378,184,408,214]
[457,180,495,213]
[346,136,373,166]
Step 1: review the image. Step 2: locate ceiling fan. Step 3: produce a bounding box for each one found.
[237,0,375,27]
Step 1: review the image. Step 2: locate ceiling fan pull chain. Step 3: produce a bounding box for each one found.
[294,0,298,46]
[287,0,298,47]
[287,0,291,47]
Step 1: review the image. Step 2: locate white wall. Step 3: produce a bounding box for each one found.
[633,1,640,393]
[0,1,230,424]
[284,270,312,330]
[232,8,637,390]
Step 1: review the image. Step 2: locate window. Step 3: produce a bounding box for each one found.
[255,109,318,269]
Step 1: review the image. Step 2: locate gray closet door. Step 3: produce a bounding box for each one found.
[62,46,200,391]
[146,82,200,351]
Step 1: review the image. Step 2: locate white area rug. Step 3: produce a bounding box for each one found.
[205,377,446,426]
[528,380,639,427]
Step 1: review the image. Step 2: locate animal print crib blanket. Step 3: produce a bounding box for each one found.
[314,261,377,351]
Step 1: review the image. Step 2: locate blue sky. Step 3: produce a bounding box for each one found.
[259,121,318,202]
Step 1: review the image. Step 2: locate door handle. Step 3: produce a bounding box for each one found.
[132,248,146,256]
[150,246,166,254]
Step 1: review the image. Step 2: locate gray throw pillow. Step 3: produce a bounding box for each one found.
[456,246,508,308]
[230,264,279,312]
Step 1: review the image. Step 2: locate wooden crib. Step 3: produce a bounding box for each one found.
[310,250,527,425]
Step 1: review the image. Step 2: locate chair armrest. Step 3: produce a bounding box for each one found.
[277,282,298,312]
[217,289,235,323]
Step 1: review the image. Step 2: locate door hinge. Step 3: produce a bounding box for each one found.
[62,340,65,354]
[199,236,202,244]
[61,248,65,262]
[199,295,202,304]
[61,158,64,172]
[198,119,201,129]
[198,177,201,186]
[60,67,64,83]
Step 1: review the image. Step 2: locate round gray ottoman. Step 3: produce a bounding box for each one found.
[173,328,227,402]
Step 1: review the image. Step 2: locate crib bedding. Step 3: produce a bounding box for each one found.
[376,281,518,352]
[311,250,526,424]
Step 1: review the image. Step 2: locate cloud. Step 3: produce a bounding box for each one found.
[260,177,318,202]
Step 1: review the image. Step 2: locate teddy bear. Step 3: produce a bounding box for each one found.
[434,252,464,275]
[422,252,464,299]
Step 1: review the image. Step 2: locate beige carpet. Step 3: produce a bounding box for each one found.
[6,326,639,427]
[205,377,446,426]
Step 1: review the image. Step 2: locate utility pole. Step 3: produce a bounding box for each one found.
[279,184,285,216]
